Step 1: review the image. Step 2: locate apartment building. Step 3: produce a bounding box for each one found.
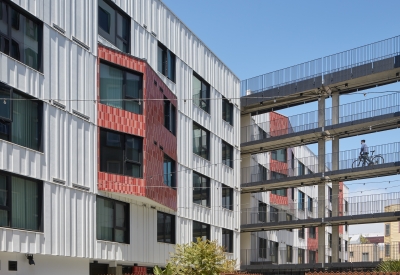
[0,0,240,274]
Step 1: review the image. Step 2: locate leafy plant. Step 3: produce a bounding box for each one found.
[154,237,236,275]
[376,260,400,272]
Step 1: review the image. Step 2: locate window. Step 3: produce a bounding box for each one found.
[350,251,354,257]
[270,241,278,263]
[309,227,316,239]
[298,227,305,239]
[0,172,42,231]
[193,221,210,242]
[345,240,348,252]
[271,149,287,162]
[164,97,176,135]
[258,201,267,222]
[157,212,175,244]
[345,224,348,232]
[222,184,233,211]
[259,237,267,258]
[328,209,332,217]
[163,154,176,188]
[291,187,295,200]
[328,233,332,248]
[0,1,42,71]
[270,206,278,223]
[298,161,305,176]
[339,237,342,252]
[100,62,142,114]
[272,189,287,197]
[385,244,390,257]
[345,200,348,212]
[362,252,369,262]
[286,214,292,232]
[222,229,233,253]
[222,141,233,168]
[257,125,268,140]
[0,85,42,151]
[271,171,286,179]
[100,129,143,178]
[98,0,130,53]
[308,196,313,212]
[385,224,390,236]
[96,196,129,243]
[298,191,305,210]
[258,164,268,181]
[222,96,233,125]
[193,172,210,207]
[328,186,332,203]
[193,123,210,160]
[328,256,332,263]
[298,248,305,264]
[309,251,316,264]
[287,245,293,263]
[192,73,210,113]
[158,42,176,82]
[291,152,295,170]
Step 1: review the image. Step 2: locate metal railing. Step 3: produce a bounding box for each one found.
[241,93,400,143]
[241,141,400,185]
[241,192,400,226]
[241,35,400,96]
[241,242,400,265]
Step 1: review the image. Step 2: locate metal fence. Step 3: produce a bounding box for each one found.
[241,93,400,143]
[241,35,400,96]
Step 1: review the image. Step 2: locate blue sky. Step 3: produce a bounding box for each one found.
[164,0,400,235]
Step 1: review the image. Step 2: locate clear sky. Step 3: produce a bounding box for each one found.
[163,0,400,235]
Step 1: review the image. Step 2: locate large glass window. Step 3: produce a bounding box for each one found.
[271,189,287,197]
[298,227,305,239]
[308,196,313,212]
[0,172,42,231]
[328,186,332,202]
[271,149,287,162]
[100,62,142,114]
[270,206,278,222]
[193,172,210,207]
[193,123,210,160]
[164,97,176,135]
[270,241,278,263]
[271,171,286,179]
[157,42,175,82]
[328,233,332,248]
[163,154,176,188]
[298,191,305,210]
[222,141,233,168]
[259,237,267,258]
[192,73,210,113]
[222,184,233,210]
[309,251,316,263]
[0,84,42,151]
[222,96,233,125]
[309,227,316,239]
[222,228,233,253]
[258,201,267,222]
[96,196,129,243]
[0,1,42,71]
[157,212,175,244]
[100,128,143,178]
[298,248,305,264]
[298,161,305,176]
[98,0,130,53]
[287,245,293,263]
[193,221,210,242]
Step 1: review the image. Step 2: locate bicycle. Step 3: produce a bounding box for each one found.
[351,150,385,169]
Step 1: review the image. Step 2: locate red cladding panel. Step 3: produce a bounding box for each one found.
[270,112,289,137]
[270,193,288,205]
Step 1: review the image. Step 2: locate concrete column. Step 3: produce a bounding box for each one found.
[317,95,326,264]
[332,91,340,172]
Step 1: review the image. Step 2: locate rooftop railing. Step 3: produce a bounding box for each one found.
[241,35,400,96]
[241,92,400,143]
[241,141,400,185]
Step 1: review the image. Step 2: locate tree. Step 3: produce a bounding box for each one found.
[154,238,236,275]
[376,260,400,272]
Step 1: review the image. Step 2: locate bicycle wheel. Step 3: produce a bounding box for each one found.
[372,155,384,165]
[352,159,360,169]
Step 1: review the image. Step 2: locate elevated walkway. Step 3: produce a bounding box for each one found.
[241,35,400,115]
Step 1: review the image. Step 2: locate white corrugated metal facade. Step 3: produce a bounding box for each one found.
[0,0,240,273]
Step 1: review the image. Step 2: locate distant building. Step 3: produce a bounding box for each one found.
[349,233,384,262]
[384,204,400,260]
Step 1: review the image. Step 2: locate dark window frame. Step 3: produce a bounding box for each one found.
[271,148,287,162]
[270,206,279,223]
[96,196,130,243]
[298,190,305,211]
[308,196,313,212]
[259,237,267,258]
[193,172,210,207]
[163,97,176,135]
[157,42,176,82]
[222,140,233,168]
[222,184,233,211]
[163,154,176,188]
[328,186,332,203]
[0,1,43,71]
[328,233,332,248]
[309,227,316,239]
[222,228,233,253]
[309,250,316,264]
[0,84,43,152]
[271,189,287,197]
[258,201,267,222]
[193,122,210,160]
[192,72,210,113]
[0,170,43,232]
[98,0,130,53]
[222,96,233,125]
[287,245,293,263]
[100,128,143,178]
[298,227,305,239]
[270,240,278,263]
[298,248,305,264]
[99,60,143,114]
[193,221,210,242]
[157,211,175,244]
